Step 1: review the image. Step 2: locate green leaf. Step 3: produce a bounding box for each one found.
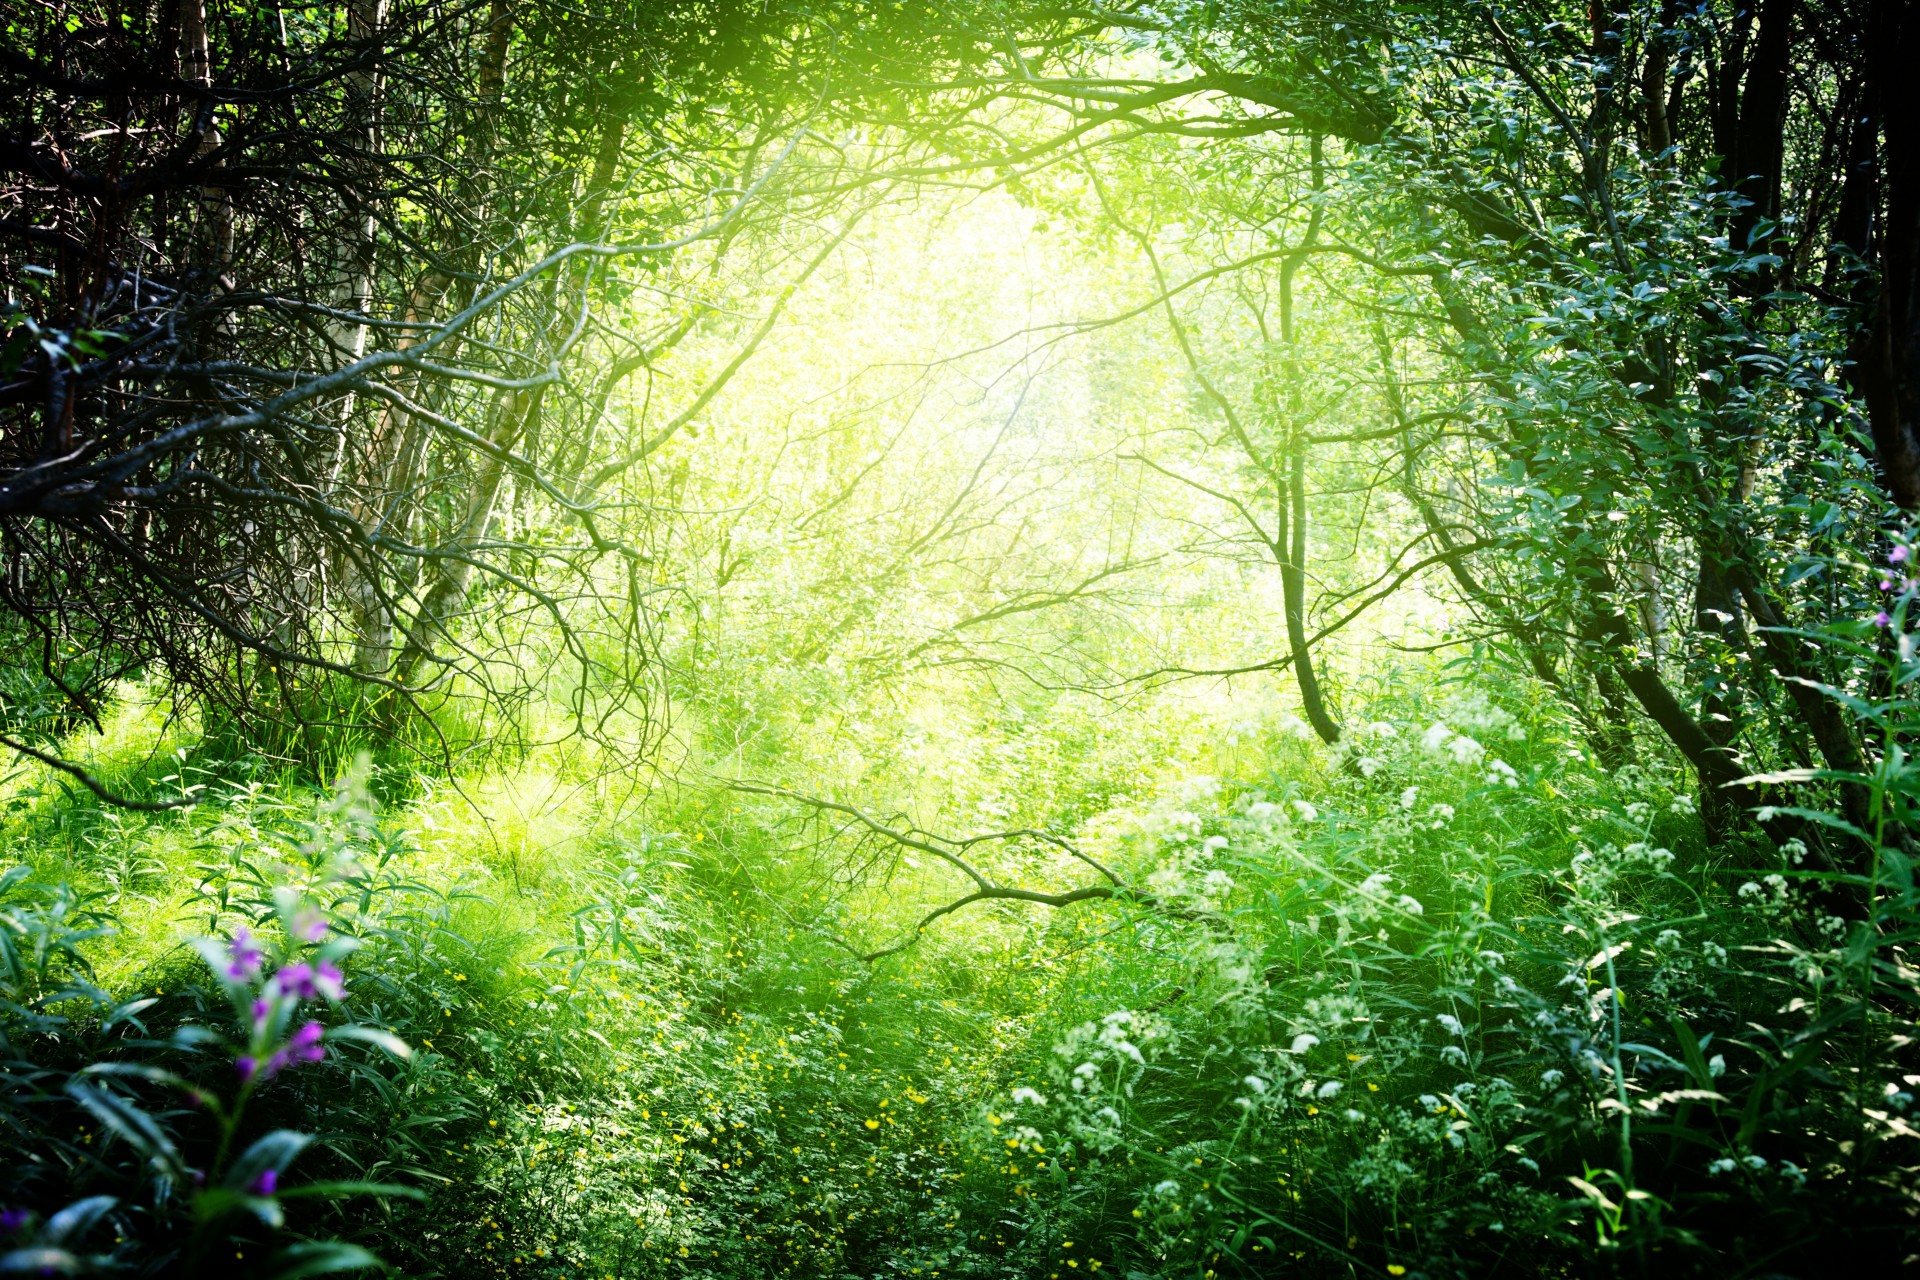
[277,1180,424,1202]
[64,1083,185,1179]
[226,1130,312,1190]
[42,1197,116,1247]
[262,1241,384,1279]
[326,1025,412,1060]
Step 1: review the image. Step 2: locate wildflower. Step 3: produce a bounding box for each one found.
[290,908,329,943]
[1435,1013,1465,1037]
[248,1169,279,1196]
[1315,1080,1342,1099]
[225,929,263,982]
[236,1055,259,1081]
[1398,786,1419,809]
[1882,579,1895,591]
[0,1207,26,1235]
[1289,1033,1320,1054]
[263,1021,327,1078]
[1893,546,1910,565]
[1875,611,1892,628]
[275,961,345,1001]
[1707,1157,1736,1175]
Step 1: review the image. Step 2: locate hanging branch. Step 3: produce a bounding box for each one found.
[726,780,1210,962]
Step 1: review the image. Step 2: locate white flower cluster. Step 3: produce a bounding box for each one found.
[1568,840,1676,897]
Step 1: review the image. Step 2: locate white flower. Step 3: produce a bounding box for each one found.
[1292,800,1319,823]
[1708,1054,1726,1078]
[1421,722,1455,753]
[1316,1080,1343,1099]
[1707,1158,1736,1175]
[1010,1087,1047,1106]
[1428,803,1456,828]
[1436,1013,1465,1036]
[1395,894,1425,916]
[1742,1154,1766,1171]
[1447,734,1485,765]
[1399,786,1420,809]
[1737,881,1763,898]
[1669,793,1696,814]
[1243,1075,1268,1094]
[1289,1033,1321,1054]
[1540,1069,1564,1088]
[1153,1180,1181,1197]
[1358,756,1382,777]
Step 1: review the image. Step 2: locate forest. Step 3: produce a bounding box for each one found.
[1,0,1917,1275]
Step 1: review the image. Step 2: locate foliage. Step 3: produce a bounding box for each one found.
[5,0,1920,1276]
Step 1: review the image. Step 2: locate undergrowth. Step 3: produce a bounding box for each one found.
[3,659,1918,1276]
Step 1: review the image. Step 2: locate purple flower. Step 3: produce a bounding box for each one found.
[1893,546,1910,565]
[1874,611,1892,628]
[248,1168,279,1196]
[291,909,328,943]
[275,961,346,1001]
[236,1055,258,1081]
[1882,579,1895,591]
[225,929,263,982]
[252,997,272,1030]
[1,1207,27,1235]
[263,1020,327,1078]
[274,963,314,999]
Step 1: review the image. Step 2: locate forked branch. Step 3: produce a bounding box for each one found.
[726,780,1203,962]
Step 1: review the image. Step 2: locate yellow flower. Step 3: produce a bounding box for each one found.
[1388,1268,1407,1277]
[865,1119,880,1130]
